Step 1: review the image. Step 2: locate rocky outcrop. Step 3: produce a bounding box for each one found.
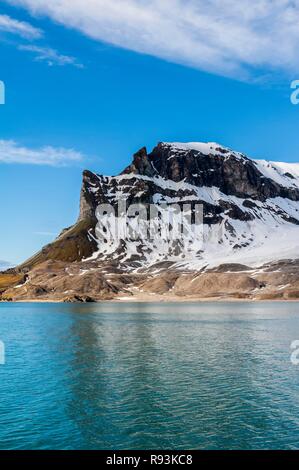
[66,141,299,271]
[123,143,299,201]
[2,140,299,301]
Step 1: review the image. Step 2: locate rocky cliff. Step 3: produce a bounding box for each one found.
[2,141,299,302]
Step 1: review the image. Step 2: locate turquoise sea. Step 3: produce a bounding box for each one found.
[0,301,299,450]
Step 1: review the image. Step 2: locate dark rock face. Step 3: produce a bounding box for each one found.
[122,147,155,177]
[123,143,299,201]
[77,141,299,233]
[78,170,103,222]
[63,295,96,303]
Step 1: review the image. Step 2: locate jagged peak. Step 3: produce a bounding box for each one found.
[121,145,156,177]
[160,141,246,160]
[81,140,299,206]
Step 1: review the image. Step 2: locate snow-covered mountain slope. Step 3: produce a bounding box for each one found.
[253,159,299,189]
[74,141,299,271]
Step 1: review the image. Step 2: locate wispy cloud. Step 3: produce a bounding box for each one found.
[0,13,82,69]
[0,13,42,39]
[0,260,13,270]
[0,140,85,166]
[19,45,84,68]
[6,0,299,80]
[33,231,57,236]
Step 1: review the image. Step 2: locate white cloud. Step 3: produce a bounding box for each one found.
[0,140,85,166]
[18,45,84,67]
[5,0,299,80]
[0,13,42,39]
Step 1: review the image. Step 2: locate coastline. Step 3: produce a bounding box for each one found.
[2,296,299,304]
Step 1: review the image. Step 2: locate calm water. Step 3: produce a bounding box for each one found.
[0,302,299,450]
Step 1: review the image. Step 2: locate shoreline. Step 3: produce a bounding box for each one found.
[2,296,299,304]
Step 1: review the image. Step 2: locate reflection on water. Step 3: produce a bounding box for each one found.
[0,302,299,449]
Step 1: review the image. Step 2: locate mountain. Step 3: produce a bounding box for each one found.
[1,141,299,302]
[0,260,12,271]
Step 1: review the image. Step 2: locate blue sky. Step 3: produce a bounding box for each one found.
[0,0,299,266]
